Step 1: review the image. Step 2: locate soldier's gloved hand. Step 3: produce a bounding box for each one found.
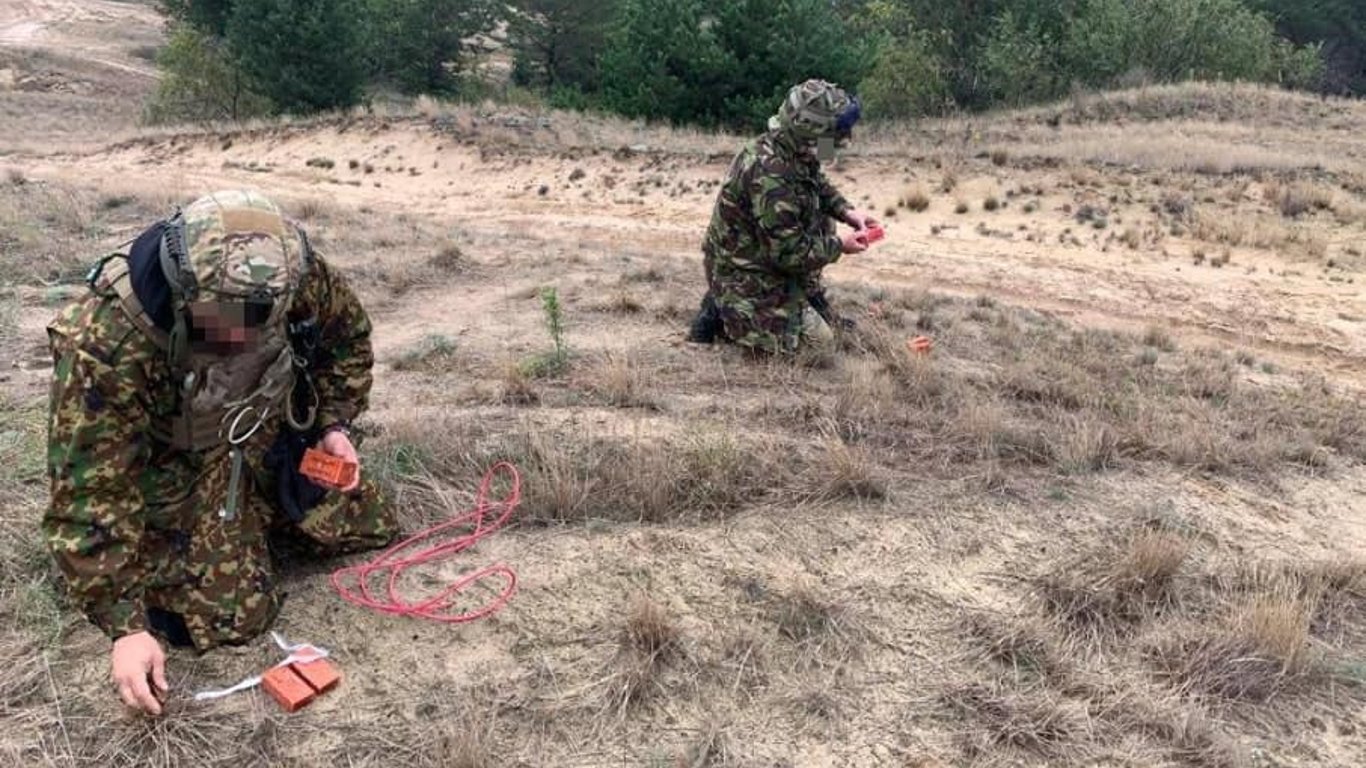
[840,232,869,254]
[112,631,168,716]
[320,429,362,493]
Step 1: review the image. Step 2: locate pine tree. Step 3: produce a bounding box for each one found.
[226,0,366,113]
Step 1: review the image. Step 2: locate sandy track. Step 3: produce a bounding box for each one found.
[0,0,160,77]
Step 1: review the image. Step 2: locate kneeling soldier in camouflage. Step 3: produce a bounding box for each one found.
[44,190,397,715]
[687,79,877,354]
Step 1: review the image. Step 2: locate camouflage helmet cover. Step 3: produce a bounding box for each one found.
[768,79,860,143]
[173,190,307,324]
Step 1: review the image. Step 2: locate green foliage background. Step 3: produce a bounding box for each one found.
[149,0,1357,127]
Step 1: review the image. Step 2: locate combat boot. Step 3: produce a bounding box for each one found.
[686,293,722,343]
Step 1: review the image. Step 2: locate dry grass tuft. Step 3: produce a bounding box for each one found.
[597,594,682,716]
[768,584,862,664]
[0,636,49,711]
[1049,414,1118,474]
[583,351,658,408]
[625,593,681,658]
[430,708,496,768]
[1264,181,1334,218]
[391,334,458,372]
[375,423,779,526]
[901,185,931,212]
[944,681,1087,755]
[804,438,886,501]
[832,359,898,441]
[1149,584,1318,702]
[496,360,539,405]
[965,612,1072,684]
[1001,360,1103,411]
[676,725,740,767]
[288,196,333,222]
[1098,685,1247,768]
[1039,529,1191,637]
[429,241,467,272]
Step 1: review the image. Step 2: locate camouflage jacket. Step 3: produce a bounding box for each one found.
[702,129,852,352]
[44,252,373,644]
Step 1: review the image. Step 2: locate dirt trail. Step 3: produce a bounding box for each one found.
[0,0,161,77]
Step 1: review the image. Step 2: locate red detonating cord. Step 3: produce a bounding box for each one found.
[330,462,520,623]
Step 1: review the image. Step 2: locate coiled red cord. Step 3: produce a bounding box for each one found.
[330,462,520,623]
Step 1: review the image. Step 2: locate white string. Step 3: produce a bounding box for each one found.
[193,632,330,702]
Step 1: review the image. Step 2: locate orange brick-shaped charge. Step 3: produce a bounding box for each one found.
[299,448,358,489]
[291,658,342,695]
[262,665,317,712]
[907,336,933,355]
[865,224,886,243]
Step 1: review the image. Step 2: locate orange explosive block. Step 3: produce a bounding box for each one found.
[865,224,886,244]
[907,335,933,355]
[262,658,342,712]
[299,448,358,489]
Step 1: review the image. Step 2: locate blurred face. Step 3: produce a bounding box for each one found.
[816,136,837,162]
[188,301,272,354]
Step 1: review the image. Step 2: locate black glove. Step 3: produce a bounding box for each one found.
[686,293,723,343]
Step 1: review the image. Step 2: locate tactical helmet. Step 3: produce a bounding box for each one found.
[159,190,312,362]
[768,79,862,145]
[162,190,310,330]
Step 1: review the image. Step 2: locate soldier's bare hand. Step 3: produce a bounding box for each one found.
[112,631,167,716]
[320,430,362,492]
[846,209,879,231]
[840,232,869,254]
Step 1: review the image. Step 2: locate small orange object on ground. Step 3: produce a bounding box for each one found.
[291,658,342,695]
[907,335,933,355]
[262,665,317,712]
[299,447,358,489]
[865,224,885,243]
[262,657,342,712]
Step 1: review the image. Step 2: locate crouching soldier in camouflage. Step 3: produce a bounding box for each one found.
[687,79,877,353]
[44,190,398,715]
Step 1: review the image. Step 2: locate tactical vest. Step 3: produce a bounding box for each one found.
[92,257,303,453]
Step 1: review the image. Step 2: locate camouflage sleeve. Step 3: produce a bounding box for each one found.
[293,252,374,429]
[44,301,152,639]
[750,169,844,275]
[816,167,852,222]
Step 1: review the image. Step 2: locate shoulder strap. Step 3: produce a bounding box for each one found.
[95,257,171,352]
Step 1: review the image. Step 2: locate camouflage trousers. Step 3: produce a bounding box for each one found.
[707,259,834,355]
[141,450,397,651]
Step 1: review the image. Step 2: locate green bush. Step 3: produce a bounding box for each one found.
[1061,0,1323,89]
[978,10,1060,107]
[364,0,500,95]
[145,0,1338,126]
[508,0,618,94]
[598,0,870,130]
[143,24,271,124]
[226,0,367,113]
[158,0,235,36]
[859,29,950,118]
